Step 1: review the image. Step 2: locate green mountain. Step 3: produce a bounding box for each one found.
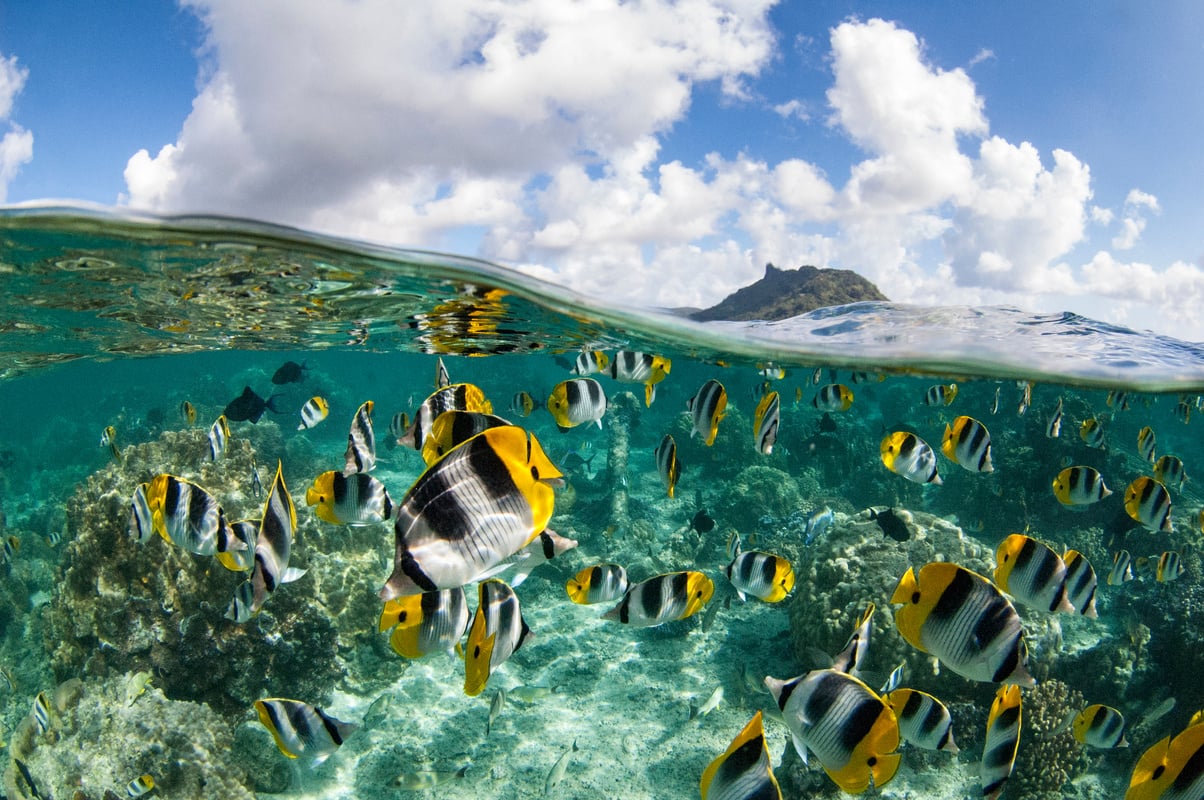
[690,263,887,322]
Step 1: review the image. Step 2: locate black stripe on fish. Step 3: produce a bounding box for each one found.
[317,706,348,746]
[1173,739,1204,793]
[538,531,555,560]
[775,676,800,712]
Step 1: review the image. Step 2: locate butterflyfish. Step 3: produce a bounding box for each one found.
[379,425,563,599]
[687,379,727,446]
[464,579,532,697]
[547,377,607,430]
[254,697,358,766]
[305,471,394,526]
[601,571,713,627]
[343,400,376,476]
[699,711,783,800]
[891,562,1033,685]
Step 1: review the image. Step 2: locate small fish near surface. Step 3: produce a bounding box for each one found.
[607,350,671,406]
[510,390,535,418]
[1153,454,1187,492]
[179,399,197,426]
[380,426,563,599]
[880,431,942,485]
[699,711,783,800]
[254,697,358,766]
[547,377,608,430]
[869,507,910,542]
[343,400,376,475]
[297,396,330,430]
[271,360,309,384]
[223,385,284,423]
[940,415,994,473]
[1046,397,1063,438]
[654,433,682,498]
[571,350,609,376]
[1138,425,1157,463]
[601,571,714,627]
[923,382,958,406]
[687,379,728,446]
[753,390,780,455]
[100,424,120,460]
[812,383,854,412]
[1080,417,1105,448]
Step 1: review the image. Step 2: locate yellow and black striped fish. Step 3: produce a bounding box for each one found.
[829,602,875,677]
[421,410,512,465]
[724,536,794,603]
[31,690,50,735]
[940,415,993,473]
[880,432,942,485]
[397,383,493,451]
[1109,550,1134,586]
[1156,551,1184,582]
[981,684,1021,800]
[1052,465,1112,506]
[305,471,394,526]
[179,400,196,426]
[753,391,780,456]
[1080,417,1105,448]
[1062,549,1099,618]
[547,377,607,430]
[654,433,682,498]
[891,562,1032,685]
[923,383,958,406]
[812,383,853,412]
[146,474,243,557]
[226,462,305,622]
[699,711,782,800]
[606,350,670,406]
[435,356,451,389]
[124,774,155,797]
[1046,397,1063,438]
[216,519,259,572]
[1138,425,1157,463]
[1124,476,1173,532]
[1125,716,1204,799]
[566,563,629,605]
[510,391,535,418]
[601,571,713,627]
[1153,455,1187,492]
[763,669,901,793]
[343,400,376,475]
[884,688,958,753]
[993,533,1074,614]
[254,698,358,765]
[207,415,230,461]
[464,579,532,697]
[127,482,154,545]
[1072,704,1127,749]
[571,350,609,376]
[297,396,329,430]
[687,379,727,446]
[380,426,563,599]
[379,587,470,659]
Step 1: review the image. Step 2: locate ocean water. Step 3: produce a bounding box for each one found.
[0,207,1202,799]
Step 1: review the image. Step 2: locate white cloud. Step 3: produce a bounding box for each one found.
[0,53,32,203]
[119,8,1202,339]
[967,48,995,68]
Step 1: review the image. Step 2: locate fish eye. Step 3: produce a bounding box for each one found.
[1152,765,1165,780]
[911,591,920,603]
[867,756,877,767]
[531,466,539,480]
[473,646,481,657]
[398,611,408,623]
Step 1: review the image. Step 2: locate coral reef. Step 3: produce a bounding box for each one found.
[42,428,350,716]
[1010,679,1089,800]
[4,674,254,799]
[786,508,998,699]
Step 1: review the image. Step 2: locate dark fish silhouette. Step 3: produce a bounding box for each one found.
[271,360,308,384]
[819,412,837,433]
[870,507,910,542]
[223,386,284,423]
[691,508,715,533]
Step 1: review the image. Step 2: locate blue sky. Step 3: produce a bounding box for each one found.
[2,1,1203,339]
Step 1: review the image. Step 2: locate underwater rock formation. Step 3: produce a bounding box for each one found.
[5,674,254,799]
[42,428,346,716]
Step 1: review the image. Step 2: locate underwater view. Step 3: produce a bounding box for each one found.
[2,207,1204,799]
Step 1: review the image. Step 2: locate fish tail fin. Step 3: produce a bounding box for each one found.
[266,393,286,414]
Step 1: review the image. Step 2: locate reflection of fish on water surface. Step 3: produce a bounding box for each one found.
[9,212,1204,799]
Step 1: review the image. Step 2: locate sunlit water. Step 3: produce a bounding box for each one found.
[0,207,1201,799]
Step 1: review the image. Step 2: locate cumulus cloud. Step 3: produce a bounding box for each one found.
[0,53,33,203]
[121,8,1199,336]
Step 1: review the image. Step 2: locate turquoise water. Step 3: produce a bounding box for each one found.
[0,207,1202,798]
